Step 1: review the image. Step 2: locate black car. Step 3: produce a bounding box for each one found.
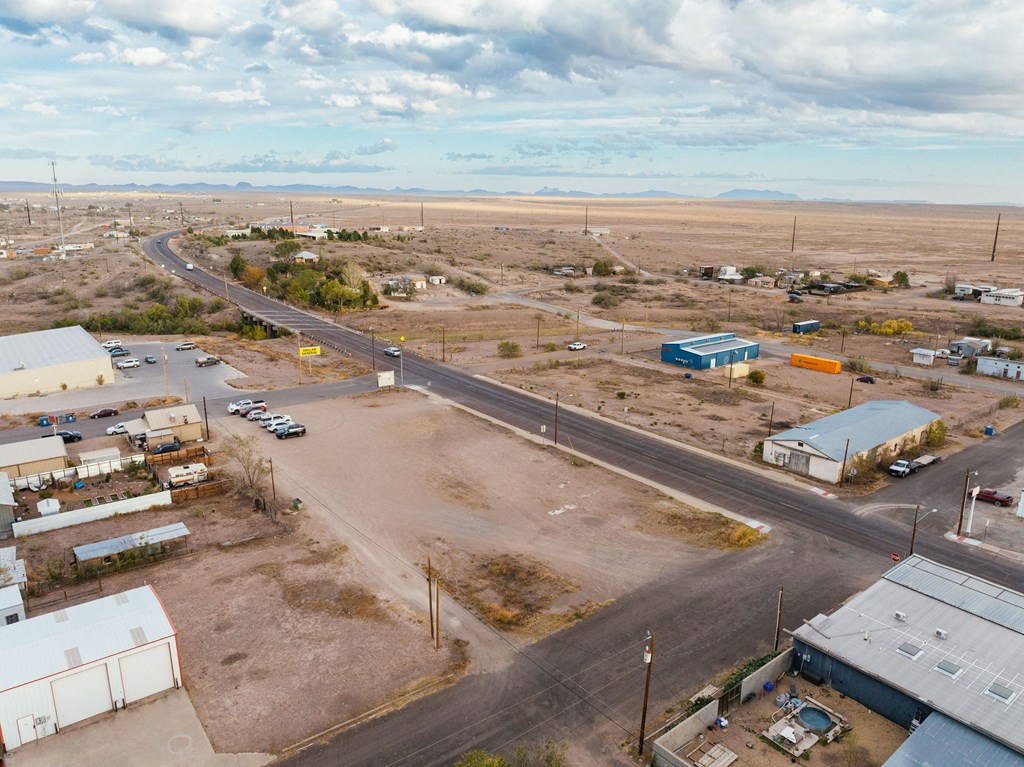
[109,348,132,357]
[856,375,876,384]
[43,430,82,443]
[145,355,158,364]
[149,441,181,455]
[275,423,306,439]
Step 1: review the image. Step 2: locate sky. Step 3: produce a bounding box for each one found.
[0,0,1021,204]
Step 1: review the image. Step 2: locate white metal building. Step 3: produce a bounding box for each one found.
[0,326,114,399]
[980,289,1024,307]
[977,356,1024,382]
[0,585,180,750]
[763,400,940,484]
[0,586,24,626]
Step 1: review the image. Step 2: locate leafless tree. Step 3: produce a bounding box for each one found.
[220,434,268,499]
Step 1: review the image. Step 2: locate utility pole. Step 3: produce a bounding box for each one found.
[553,393,560,445]
[957,470,975,536]
[434,579,441,651]
[441,325,446,362]
[576,313,580,340]
[25,202,31,226]
[767,401,775,437]
[536,316,541,350]
[847,377,855,409]
[727,290,732,322]
[839,438,851,486]
[790,215,797,252]
[370,327,376,371]
[179,202,184,226]
[840,329,847,354]
[774,584,785,651]
[420,202,424,229]
[202,396,210,441]
[268,457,277,500]
[50,161,67,260]
[910,505,922,555]
[289,201,294,225]
[162,345,169,402]
[638,631,654,757]
[126,202,133,229]
[427,557,434,640]
[621,321,625,354]
[297,332,302,385]
[584,205,588,235]
[991,214,1001,262]
[223,271,230,301]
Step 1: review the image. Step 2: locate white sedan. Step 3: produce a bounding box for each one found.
[106,423,128,435]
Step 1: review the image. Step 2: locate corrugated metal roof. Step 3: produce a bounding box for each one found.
[0,326,109,373]
[78,447,121,464]
[793,555,1024,753]
[0,585,175,691]
[144,404,202,431]
[73,522,190,562]
[884,556,1024,634]
[0,437,68,470]
[673,338,758,357]
[765,400,939,461]
[882,712,1024,767]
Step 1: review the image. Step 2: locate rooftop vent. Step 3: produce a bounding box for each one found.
[935,628,948,640]
[894,611,908,622]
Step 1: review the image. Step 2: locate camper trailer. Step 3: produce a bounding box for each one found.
[166,463,208,488]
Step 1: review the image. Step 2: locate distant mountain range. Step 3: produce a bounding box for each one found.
[0,180,1010,205]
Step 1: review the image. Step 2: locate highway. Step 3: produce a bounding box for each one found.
[144,232,1024,765]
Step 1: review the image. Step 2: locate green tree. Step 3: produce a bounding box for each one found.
[592,260,612,276]
[453,752,507,767]
[892,271,910,288]
[747,369,766,385]
[273,240,303,259]
[229,253,248,278]
[925,419,948,448]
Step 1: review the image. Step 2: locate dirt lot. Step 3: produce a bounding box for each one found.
[17,493,462,754]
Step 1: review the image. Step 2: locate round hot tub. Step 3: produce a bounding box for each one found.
[798,706,833,732]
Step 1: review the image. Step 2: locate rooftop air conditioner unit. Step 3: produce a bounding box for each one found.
[895,611,908,622]
[935,628,948,640]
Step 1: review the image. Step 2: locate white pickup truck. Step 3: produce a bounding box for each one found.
[889,454,942,478]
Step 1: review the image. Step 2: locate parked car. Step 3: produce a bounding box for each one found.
[89,407,119,419]
[250,410,278,422]
[977,488,1014,507]
[106,422,128,435]
[145,355,158,364]
[109,347,131,357]
[116,358,140,369]
[175,341,196,351]
[228,399,255,414]
[275,423,306,439]
[264,416,292,432]
[194,355,220,367]
[43,430,81,443]
[238,403,267,417]
[567,341,587,351]
[383,346,401,357]
[101,339,123,349]
[149,441,182,455]
[856,375,876,384]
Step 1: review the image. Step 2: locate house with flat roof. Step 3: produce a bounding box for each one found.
[792,555,1024,764]
[763,400,939,484]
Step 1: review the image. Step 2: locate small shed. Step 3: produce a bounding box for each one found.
[73,523,191,568]
[293,250,321,264]
[950,337,992,358]
[143,404,203,444]
[37,498,60,517]
[910,348,936,366]
[792,320,821,334]
[0,585,25,626]
[428,275,446,285]
[746,276,774,288]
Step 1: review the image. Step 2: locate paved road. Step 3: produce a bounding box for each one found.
[143,232,1024,765]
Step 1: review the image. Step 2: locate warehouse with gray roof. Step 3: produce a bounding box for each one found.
[0,326,114,398]
[792,555,1024,765]
[762,400,939,484]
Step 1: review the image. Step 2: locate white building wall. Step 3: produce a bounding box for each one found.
[0,638,180,749]
[978,357,1024,381]
[0,357,114,398]
[763,441,841,484]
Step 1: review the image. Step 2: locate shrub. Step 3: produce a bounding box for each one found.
[592,293,619,308]
[753,439,764,458]
[96,374,105,385]
[845,355,871,373]
[497,341,522,358]
[998,395,1020,409]
[542,343,560,352]
[452,277,489,295]
[563,282,584,293]
[747,370,766,386]
[925,420,948,448]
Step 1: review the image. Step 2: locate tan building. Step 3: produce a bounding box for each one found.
[143,404,204,444]
[0,438,69,482]
[0,326,114,398]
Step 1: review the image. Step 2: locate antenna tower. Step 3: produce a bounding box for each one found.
[50,161,68,259]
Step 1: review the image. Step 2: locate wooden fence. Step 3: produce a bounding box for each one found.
[170,479,230,502]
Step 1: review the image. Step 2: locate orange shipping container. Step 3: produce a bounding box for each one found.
[790,353,842,375]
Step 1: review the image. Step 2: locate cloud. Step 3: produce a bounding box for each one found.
[70,51,105,64]
[356,138,398,155]
[24,101,60,115]
[445,152,494,161]
[0,147,59,159]
[102,0,232,40]
[115,46,171,67]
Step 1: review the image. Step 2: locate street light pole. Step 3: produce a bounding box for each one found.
[369,327,376,371]
[909,506,937,556]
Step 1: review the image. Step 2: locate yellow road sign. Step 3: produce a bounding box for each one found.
[299,346,321,357]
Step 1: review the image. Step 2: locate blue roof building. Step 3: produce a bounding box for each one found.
[661,332,759,371]
[763,400,939,484]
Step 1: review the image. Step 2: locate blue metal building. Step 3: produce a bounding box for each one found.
[792,555,1024,761]
[660,333,759,370]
